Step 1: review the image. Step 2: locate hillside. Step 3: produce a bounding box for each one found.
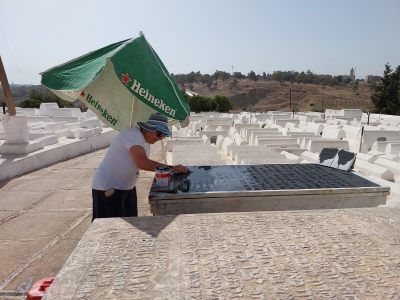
[183,79,374,112]
[0,84,47,103]
[1,80,375,113]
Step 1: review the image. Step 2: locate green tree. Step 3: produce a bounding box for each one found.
[17,89,73,108]
[262,72,267,80]
[371,64,400,115]
[185,95,232,113]
[186,95,212,113]
[18,99,42,108]
[214,95,233,112]
[201,74,212,86]
[213,70,231,81]
[272,71,285,85]
[232,72,245,79]
[248,70,257,81]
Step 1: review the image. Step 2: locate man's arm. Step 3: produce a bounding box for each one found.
[129,145,188,173]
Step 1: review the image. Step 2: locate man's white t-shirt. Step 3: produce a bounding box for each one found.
[92,127,150,190]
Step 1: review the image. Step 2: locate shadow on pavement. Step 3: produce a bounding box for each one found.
[121,215,178,238]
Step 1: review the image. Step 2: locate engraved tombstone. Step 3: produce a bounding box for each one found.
[149,164,388,215]
[44,208,400,299]
[331,149,357,171]
[318,147,339,167]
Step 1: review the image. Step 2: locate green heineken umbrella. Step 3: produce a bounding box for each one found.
[41,32,190,131]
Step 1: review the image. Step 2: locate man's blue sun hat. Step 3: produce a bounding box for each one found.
[137,112,171,137]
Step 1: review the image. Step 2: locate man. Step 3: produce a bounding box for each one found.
[91,112,188,220]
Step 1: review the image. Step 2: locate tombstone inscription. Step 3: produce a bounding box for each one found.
[44,208,400,299]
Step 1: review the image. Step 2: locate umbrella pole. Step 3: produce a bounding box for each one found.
[0,56,16,116]
[129,97,135,128]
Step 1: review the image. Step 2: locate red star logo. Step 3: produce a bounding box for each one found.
[121,73,131,85]
[80,90,86,97]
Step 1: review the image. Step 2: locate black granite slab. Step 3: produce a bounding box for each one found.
[150,164,379,195]
[331,149,357,171]
[319,148,339,167]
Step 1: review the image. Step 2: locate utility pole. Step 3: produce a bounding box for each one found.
[289,89,292,111]
[0,55,16,116]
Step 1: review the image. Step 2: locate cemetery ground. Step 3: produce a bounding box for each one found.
[0,143,163,298]
[1,108,400,298]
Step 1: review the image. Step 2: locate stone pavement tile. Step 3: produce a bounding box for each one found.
[0,294,25,299]
[3,215,92,291]
[79,168,96,178]
[66,156,104,169]
[0,211,17,222]
[385,198,400,208]
[21,168,54,179]
[0,211,85,240]
[0,190,53,211]
[1,178,71,193]
[31,168,90,180]
[136,175,155,215]
[45,157,83,169]
[41,150,102,170]
[0,178,29,192]
[135,178,153,208]
[64,177,92,190]
[30,190,92,211]
[136,177,154,187]
[138,170,155,179]
[138,206,151,217]
[0,240,44,283]
[3,239,81,292]
[136,188,150,207]
[60,214,92,240]
[91,148,107,156]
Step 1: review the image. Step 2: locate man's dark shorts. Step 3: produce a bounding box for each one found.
[92,187,138,221]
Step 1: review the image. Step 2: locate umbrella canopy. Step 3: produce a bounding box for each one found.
[41,33,190,131]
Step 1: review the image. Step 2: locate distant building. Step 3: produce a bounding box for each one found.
[365,75,381,85]
[350,68,356,81]
[185,90,198,97]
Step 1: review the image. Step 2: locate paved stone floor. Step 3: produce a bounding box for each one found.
[1,140,399,299]
[0,142,164,298]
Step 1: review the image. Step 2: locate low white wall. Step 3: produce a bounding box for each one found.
[0,129,117,180]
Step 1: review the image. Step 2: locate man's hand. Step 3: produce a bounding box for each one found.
[171,164,189,173]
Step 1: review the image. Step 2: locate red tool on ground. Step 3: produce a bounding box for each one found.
[27,277,54,300]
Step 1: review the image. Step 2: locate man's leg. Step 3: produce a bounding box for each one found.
[120,187,138,217]
[92,189,122,221]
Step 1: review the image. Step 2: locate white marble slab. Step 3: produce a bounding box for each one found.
[44,208,400,299]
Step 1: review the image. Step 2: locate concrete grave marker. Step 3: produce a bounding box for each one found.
[331,149,356,171]
[318,148,339,167]
[149,164,388,215]
[44,208,400,299]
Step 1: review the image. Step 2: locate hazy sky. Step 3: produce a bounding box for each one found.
[1,0,399,84]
